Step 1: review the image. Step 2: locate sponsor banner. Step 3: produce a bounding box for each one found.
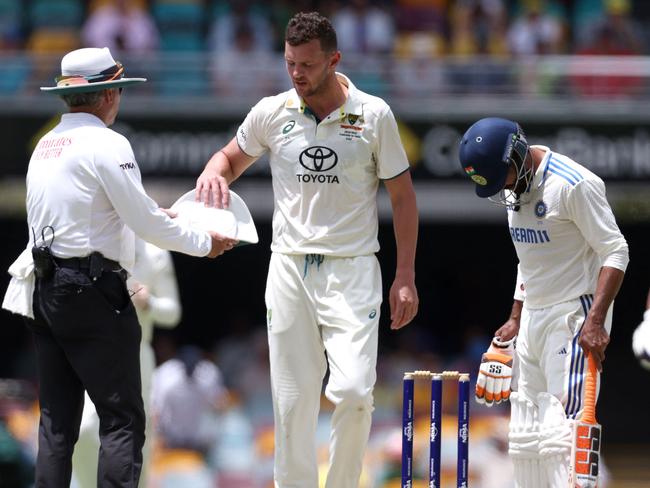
[2,114,650,180]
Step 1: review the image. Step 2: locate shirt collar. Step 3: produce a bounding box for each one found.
[532,145,553,189]
[61,112,107,127]
[284,72,363,119]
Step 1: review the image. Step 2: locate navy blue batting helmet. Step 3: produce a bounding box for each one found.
[458,117,528,198]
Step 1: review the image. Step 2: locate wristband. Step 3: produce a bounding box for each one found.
[492,336,516,348]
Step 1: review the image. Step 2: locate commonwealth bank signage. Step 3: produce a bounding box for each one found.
[3,114,650,181]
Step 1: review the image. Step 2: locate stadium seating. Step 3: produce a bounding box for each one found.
[27,0,84,29]
[151,0,207,94]
[152,0,204,52]
[0,0,22,48]
[0,53,30,94]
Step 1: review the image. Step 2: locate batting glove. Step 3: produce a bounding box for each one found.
[475,337,515,406]
[632,310,650,370]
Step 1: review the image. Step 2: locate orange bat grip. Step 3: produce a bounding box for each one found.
[581,354,598,425]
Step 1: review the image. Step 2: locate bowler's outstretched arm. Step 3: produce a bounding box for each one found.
[196,136,257,208]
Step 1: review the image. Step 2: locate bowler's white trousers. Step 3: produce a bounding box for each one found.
[265,252,381,488]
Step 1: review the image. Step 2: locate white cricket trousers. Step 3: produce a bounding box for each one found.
[517,294,611,416]
[510,295,612,488]
[265,252,381,488]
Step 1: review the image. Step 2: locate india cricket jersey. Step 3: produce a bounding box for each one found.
[509,146,629,309]
[236,73,409,256]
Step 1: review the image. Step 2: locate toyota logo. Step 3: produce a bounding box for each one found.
[299,146,338,172]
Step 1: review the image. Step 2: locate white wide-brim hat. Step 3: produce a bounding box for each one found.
[171,189,259,245]
[41,47,146,94]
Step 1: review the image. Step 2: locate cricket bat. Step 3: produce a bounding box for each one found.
[568,353,601,488]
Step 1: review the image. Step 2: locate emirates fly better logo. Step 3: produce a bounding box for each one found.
[297,146,340,184]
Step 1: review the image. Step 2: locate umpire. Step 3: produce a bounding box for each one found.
[2,47,235,487]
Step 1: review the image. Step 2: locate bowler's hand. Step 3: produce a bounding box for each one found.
[196,166,230,208]
[207,231,238,258]
[579,317,610,372]
[160,208,177,218]
[389,272,418,330]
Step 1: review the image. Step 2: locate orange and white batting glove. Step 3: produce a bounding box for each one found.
[475,337,515,407]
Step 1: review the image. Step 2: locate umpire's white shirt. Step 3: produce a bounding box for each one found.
[3,112,211,318]
[510,145,629,309]
[236,73,409,256]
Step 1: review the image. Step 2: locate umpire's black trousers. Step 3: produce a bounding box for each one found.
[27,264,145,488]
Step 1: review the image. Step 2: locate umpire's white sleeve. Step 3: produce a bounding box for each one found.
[565,178,629,272]
[94,133,211,257]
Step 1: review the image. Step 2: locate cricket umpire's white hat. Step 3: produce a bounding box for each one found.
[171,189,259,245]
[41,47,146,94]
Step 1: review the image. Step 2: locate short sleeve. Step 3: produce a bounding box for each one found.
[513,264,526,302]
[375,106,410,180]
[236,99,270,158]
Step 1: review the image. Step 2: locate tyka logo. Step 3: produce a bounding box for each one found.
[299,146,338,172]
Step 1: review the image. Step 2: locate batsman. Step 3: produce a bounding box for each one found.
[458,118,629,487]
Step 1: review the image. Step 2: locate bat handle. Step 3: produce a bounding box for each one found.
[581,353,598,424]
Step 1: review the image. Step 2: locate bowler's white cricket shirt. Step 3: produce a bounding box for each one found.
[509,146,629,309]
[236,73,409,256]
[26,113,211,270]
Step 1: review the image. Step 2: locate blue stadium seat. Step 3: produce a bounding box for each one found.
[0,0,22,46]
[28,0,83,29]
[153,1,203,27]
[160,33,203,52]
[354,73,389,97]
[152,1,205,52]
[0,55,30,94]
[157,67,209,96]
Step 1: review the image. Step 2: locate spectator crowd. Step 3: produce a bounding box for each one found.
[1,0,650,98]
[1,0,649,57]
